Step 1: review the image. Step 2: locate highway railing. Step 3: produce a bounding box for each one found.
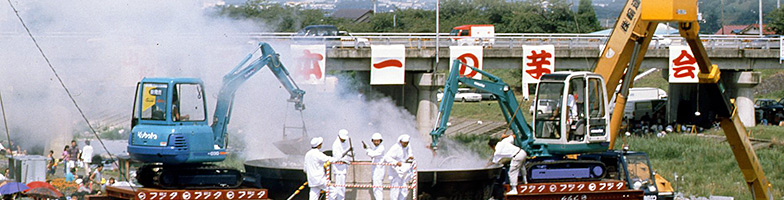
[245,33,781,50]
[3,32,779,49]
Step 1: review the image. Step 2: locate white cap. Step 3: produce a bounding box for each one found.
[75,179,83,184]
[338,129,349,140]
[371,133,383,140]
[310,137,323,148]
[398,134,410,142]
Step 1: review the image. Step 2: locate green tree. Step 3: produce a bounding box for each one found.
[576,0,601,32]
[766,8,784,34]
[219,0,342,32]
[218,0,607,34]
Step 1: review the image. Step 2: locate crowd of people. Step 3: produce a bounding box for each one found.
[304,129,415,200]
[44,140,114,195]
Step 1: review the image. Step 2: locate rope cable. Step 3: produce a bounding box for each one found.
[0,91,19,194]
[6,0,136,192]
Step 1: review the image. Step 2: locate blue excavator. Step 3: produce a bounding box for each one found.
[430,62,677,199]
[128,42,305,188]
[430,61,611,183]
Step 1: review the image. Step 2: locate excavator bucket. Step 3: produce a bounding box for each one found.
[274,108,310,155]
[274,137,310,155]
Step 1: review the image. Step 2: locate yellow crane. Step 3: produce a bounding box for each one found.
[596,0,774,199]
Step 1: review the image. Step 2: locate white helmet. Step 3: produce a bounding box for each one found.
[310,137,324,148]
[338,129,349,140]
[371,133,383,140]
[398,134,410,143]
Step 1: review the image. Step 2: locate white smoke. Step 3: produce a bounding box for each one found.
[0,0,262,155]
[233,72,487,169]
[0,0,486,169]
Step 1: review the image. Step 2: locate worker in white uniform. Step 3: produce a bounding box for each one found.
[330,129,353,200]
[304,137,339,200]
[384,134,414,200]
[488,135,527,195]
[566,89,579,125]
[363,133,386,200]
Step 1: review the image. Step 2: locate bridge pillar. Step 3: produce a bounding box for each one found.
[667,70,760,128]
[732,71,761,127]
[413,73,445,137]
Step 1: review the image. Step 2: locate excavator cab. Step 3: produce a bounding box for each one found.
[532,72,610,152]
[129,78,219,165]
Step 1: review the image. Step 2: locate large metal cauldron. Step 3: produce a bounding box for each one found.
[244,158,502,200]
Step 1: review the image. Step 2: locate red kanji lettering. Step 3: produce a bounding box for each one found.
[295,50,323,80]
[672,50,697,79]
[457,53,480,78]
[525,50,553,80]
[373,59,403,69]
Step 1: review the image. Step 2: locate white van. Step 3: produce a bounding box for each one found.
[609,87,667,121]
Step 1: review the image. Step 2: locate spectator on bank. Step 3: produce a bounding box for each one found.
[68,140,80,174]
[62,145,71,174]
[66,168,76,182]
[46,150,57,177]
[75,179,91,193]
[82,140,94,174]
[0,168,7,181]
[104,177,115,191]
[89,164,103,191]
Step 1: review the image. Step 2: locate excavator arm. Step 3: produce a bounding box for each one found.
[679,21,773,200]
[211,42,306,147]
[430,60,534,150]
[597,0,773,199]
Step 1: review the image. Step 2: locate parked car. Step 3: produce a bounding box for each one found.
[472,89,497,100]
[529,99,556,115]
[437,88,482,102]
[296,25,339,36]
[755,99,784,125]
[294,25,370,47]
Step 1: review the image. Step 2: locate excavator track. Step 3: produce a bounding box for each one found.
[526,160,606,183]
[137,164,243,189]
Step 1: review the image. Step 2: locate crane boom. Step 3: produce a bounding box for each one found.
[596,0,773,199]
[593,0,657,148]
[679,21,773,200]
[211,42,306,146]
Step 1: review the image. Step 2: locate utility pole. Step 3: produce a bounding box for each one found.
[435,0,440,69]
[760,0,764,36]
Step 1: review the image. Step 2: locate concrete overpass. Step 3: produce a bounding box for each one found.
[287,34,782,135]
[326,47,782,71]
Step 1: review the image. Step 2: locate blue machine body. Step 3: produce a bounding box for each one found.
[128,43,305,166]
[430,61,611,182]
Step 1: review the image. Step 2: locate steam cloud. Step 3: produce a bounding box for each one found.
[0,0,260,155]
[0,0,485,169]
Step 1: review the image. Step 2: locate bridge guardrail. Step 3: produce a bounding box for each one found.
[244,34,781,50]
[2,32,780,49]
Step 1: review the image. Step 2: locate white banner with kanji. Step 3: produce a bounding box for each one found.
[522,45,555,85]
[449,46,484,80]
[370,45,406,85]
[668,46,700,83]
[290,44,326,84]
